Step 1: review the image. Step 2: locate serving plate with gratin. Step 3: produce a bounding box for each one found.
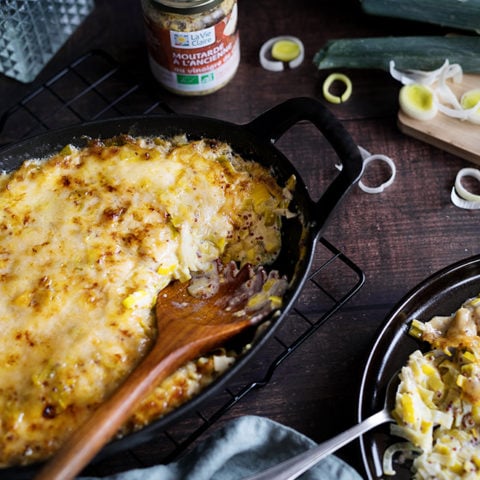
[358,254,480,479]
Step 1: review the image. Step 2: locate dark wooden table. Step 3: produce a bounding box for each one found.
[1,1,478,478]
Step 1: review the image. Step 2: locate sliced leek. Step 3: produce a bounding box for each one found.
[389,59,462,87]
[451,168,480,210]
[399,84,438,121]
[461,89,480,125]
[382,442,421,477]
[358,146,396,194]
[259,36,304,72]
[271,40,301,63]
[322,73,352,104]
[392,60,480,124]
[313,36,480,73]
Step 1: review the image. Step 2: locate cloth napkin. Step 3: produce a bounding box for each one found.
[81,415,363,480]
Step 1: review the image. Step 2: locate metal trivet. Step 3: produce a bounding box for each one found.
[0,50,365,475]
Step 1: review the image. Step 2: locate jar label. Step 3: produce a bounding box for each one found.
[145,4,239,94]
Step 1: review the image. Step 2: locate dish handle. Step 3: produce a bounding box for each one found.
[245,97,364,235]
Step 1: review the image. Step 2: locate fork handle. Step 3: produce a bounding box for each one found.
[242,409,391,480]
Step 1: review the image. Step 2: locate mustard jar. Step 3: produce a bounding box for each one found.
[142,0,239,95]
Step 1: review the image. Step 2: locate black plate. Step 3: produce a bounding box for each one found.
[358,254,480,479]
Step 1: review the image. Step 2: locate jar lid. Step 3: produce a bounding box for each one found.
[151,0,223,14]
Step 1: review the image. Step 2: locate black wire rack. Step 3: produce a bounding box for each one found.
[0,50,365,474]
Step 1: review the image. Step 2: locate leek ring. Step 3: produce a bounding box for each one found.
[322,73,352,104]
[461,89,480,125]
[451,167,480,209]
[358,147,396,194]
[259,36,304,72]
[399,84,438,121]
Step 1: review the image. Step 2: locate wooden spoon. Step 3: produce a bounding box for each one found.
[34,261,287,480]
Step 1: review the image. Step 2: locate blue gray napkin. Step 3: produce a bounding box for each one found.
[81,415,363,479]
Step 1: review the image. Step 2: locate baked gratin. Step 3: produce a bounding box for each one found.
[0,134,295,467]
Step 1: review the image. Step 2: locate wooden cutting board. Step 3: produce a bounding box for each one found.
[398,73,480,165]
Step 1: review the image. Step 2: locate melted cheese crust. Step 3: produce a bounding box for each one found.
[0,135,293,466]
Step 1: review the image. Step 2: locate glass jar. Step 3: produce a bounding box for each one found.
[0,0,94,83]
[142,0,239,96]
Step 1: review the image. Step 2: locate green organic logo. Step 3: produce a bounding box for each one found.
[177,74,199,85]
[200,73,214,84]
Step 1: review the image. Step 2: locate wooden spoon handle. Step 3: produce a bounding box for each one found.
[34,322,248,480]
[33,347,185,480]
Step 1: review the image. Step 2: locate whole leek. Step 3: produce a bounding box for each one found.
[313,36,480,73]
[361,0,480,33]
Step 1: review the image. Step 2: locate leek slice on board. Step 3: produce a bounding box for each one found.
[391,60,480,123]
[313,36,480,73]
[361,0,480,33]
[399,84,438,121]
[461,89,480,124]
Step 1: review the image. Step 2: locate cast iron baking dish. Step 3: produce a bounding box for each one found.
[0,97,363,478]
